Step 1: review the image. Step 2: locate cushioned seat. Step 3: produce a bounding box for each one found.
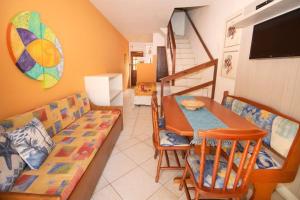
[236,143,280,169]
[187,153,239,189]
[159,130,189,146]
[10,109,120,200]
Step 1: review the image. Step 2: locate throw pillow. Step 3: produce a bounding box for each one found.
[6,118,55,170]
[0,135,26,191]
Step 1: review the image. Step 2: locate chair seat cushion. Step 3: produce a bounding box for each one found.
[235,143,281,169]
[187,153,239,189]
[10,110,120,200]
[159,130,189,146]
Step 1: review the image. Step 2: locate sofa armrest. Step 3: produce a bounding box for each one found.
[0,192,60,200]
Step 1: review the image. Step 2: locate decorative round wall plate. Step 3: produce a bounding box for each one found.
[7,11,64,89]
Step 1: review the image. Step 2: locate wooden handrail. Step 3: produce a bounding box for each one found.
[161,59,217,82]
[161,9,218,116]
[172,81,214,96]
[184,10,214,61]
[160,59,218,114]
[167,22,176,85]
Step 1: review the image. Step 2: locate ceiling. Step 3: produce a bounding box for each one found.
[90,0,211,42]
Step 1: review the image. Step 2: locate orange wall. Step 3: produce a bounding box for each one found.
[136,56,157,83]
[0,0,129,120]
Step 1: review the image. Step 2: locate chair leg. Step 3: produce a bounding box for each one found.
[194,190,199,200]
[174,150,181,167]
[179,165,188,190]
[165,150,170,167]
[181,150,186,159]
[250,182,277,200]
[155,150,164,183]
[154,149,158,159]
[183,179,191,200]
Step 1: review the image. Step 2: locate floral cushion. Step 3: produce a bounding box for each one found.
[223,97,299,158]
[0,135,26,191]
[159,130,189,146]
[6,118,55,170]
[241,105,277,146]
[271,116,299,157]
[11,109,120,200]
[187,153,239,189]
[0,93,91,138]
[234,142,280,169]
[231,99,248,116]
[223,96,234,110]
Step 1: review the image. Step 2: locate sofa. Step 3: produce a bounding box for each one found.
[222,91,300,200]
[0,92,123,200]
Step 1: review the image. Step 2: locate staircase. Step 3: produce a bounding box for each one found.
[161,9,218,113]
[167,36,209,96]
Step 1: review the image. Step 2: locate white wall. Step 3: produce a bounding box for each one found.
[187,0,254,103]
[129,42,153,63]
[152,32,166,55]
[171,11,186,36]
[187,0,300,198]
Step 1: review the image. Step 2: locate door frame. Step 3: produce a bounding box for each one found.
[130,51,144,87]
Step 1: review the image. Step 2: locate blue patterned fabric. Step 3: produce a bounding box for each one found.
[234,142,280,169]
[175,96,228,145]
[159,130,189,146]
[271,116,299,157]
[223,96,234,110]
[187,153,239,189]
[0,135,25,191]
[158,117,165,129]
[241,106,276,146]
[6,118,55,170]
[222,97,299,158]
[231,99,248,116]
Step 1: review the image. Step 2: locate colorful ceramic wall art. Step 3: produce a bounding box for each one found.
[7,11,64,89]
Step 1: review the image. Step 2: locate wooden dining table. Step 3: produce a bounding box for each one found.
[163,95,260,189]
[163,95,258,136]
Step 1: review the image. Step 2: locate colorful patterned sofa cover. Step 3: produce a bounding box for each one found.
[222,94,299,169]
[0,93,121,200]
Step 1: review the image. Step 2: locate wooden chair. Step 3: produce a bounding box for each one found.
[151,92,191,182]
[180,129,266,200]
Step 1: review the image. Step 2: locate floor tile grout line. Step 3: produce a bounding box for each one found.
[97,91,184,199]
[109,183,125,200]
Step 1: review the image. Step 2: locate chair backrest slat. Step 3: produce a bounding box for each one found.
[241,139,263,189]
[196,129,266,194]
[211,139,222,190]
[151,92,160,147]
[233,140,250,190]
[199,138,207,187]
[223,140,237,191]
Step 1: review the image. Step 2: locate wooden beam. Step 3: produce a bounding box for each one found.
[211,62,218,99]
[172,81,214,96]
[184,10,214,61]
[161,59,217,82]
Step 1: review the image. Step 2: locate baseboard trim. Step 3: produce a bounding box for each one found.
[276,184,299,200]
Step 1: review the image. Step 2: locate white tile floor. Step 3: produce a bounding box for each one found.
[91,89,285,200]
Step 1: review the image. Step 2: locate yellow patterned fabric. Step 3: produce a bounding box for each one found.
[0,92,91,137]
[134,82,156,96]
[11,110,120,200]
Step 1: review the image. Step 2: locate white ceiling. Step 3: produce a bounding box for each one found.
[90,0,211,42]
